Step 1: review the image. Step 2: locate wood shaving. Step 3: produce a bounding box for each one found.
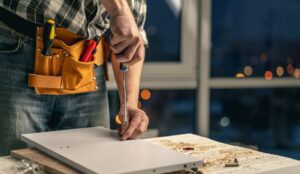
[148,134,300,174]
[151,138,259,173]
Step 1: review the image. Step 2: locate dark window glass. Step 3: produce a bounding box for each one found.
[211,0,300,78]
[108,90,196,136]
[210,88,300,160]
[145,0,181,62]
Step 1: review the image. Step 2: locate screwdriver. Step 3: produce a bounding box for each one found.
[120,63,129,132]
[42,19,55,56]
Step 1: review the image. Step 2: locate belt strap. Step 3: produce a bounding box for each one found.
[0,7,36,38]
[28,74,62,89]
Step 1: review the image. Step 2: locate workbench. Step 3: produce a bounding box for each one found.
[1,133,300,174]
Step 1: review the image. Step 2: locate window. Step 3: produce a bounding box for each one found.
[145,0,181,62]
[198,0,300,159]
[211,0,300,78]
[210,88,300,159]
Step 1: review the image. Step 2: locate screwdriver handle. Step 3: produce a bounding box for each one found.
[120,63,128,73]
[42,19,55,56]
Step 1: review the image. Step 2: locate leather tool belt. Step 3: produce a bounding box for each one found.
[28,27,109,95]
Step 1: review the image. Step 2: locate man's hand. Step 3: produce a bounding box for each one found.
[118,106,149,140]
[109,7,144,66]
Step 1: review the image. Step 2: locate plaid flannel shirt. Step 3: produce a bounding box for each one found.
[0,0,147,44]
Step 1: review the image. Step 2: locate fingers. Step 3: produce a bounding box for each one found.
[110,34,127,46]
[110,38,134,54]
[110,36,143,65]
[111,44,144,68]
[124,45,144,66]
[121,110,148,140]
[117,128,122,137]
[121,111,142,140]
[129,119,148,139]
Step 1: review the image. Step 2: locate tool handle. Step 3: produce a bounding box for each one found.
[42,19,55,56]
[120,63,128,73]
[80,36,100,62]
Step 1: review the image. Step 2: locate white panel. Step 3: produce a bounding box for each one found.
[22,127,202,174]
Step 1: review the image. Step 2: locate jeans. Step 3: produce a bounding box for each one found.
[0,22,110,156]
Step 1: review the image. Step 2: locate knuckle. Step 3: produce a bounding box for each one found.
[124,56,132,62]
[126,129,134,135]
[136,128,143,134]
[134,37,140,44]
[110,46,116,52]
[140,110,146,115]
[112,48,120,54]
[136,57,142,62]
[115,49,123,54]
[120,30,127,36]
[124,53,133,60]
[144,116,149,122]
[131,122,139,129]
[129,60,138,66]
[136,36,143,44]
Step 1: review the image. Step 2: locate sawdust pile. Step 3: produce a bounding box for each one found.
[151,139,256,173]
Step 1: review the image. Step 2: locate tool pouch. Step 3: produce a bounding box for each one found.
[28,27,108,95]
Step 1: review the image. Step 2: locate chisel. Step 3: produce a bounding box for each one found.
[42,19,55,56]
[120,63,129,132]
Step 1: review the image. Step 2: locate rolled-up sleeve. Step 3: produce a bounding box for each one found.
[128,0,148,46]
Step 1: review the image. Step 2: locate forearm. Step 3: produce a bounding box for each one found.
[112,53,144,108]
[102,0,146,108]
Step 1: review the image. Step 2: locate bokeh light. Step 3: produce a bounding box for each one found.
[287,64,294,75]
[276,66,284,77]
[235,73,245,78]
[220,117,230,127]
[264,71,273,80]
[244,66,253,76]
[141,89,152,100]
[294,69,300,78]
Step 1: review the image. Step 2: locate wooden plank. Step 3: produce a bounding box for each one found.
[11,148,79,174]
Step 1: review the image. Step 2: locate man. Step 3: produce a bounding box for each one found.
[0,0,149,156]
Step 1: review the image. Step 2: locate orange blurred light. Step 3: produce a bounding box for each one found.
[294,69,300,78]
[138,101,142,109]
[276,66,284,77]
[115,114,121,125]
[264,71,273,80]
[235,73,245,78]
[140,89,151,100]
[244,66,253,76]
